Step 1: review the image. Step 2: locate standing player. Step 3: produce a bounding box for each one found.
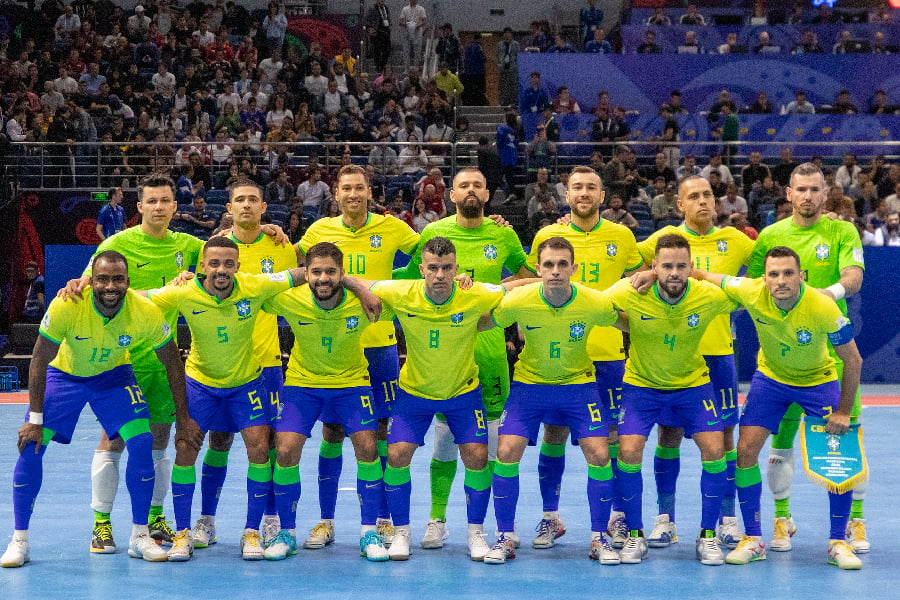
[525,166,642,549]
[693,246,863,569]
[633,175,755,549]
[261,242,391,561]
[481,237,625,565]
[397,167,533,549]
[189,178,299,550]
[297,164,420,549]
[1,251,201,567]
[747,163,867,553]
[605,234,738,565]
[345,236,507,561]
[146,237,305,561]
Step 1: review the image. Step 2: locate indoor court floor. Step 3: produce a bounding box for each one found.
[0,389,898,599]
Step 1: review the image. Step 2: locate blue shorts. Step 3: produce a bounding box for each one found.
[261,366,284,422]
[40,365,148,444]
[388,387,487,446]
[186,375,270,433]
[741,372,840,433]
[595,360,625,424]
[618,382,723,437]
[277,385,379,436]
[501,382,608,445]
[365,345,400,419]
[705,354,739,428]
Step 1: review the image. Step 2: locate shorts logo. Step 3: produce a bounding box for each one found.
[175,251,184,268]
[827,434,841,453]
[499,409,507,425]
[687,313,700,328]
[346,316,360,331]
[815,244,830,261]
[796,329,812,345]
[386,417,393,434]
[717,240,728,253]
[483,244,498,260]
[569,321,586,341]
[236,299,252,320]
[370,234,382,249]
[451,312,464,326]
[260,257,275,273]
[617,406,626,426]
[606,243,618,257]
[118,334,132,347]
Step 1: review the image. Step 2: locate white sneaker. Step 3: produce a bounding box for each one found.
[303,521,335,549]
[167,529,194,562]
[240,529,265,560]
[828,540,862,570]
[532,518,566,549]
[717,516,742,549]
[263,530,298,561]
[359,530,389,562]
[770,516,796,552]
[191,516,217,548]
[261,515,280,548]
[845,518,870,554]
[483,534,516,565]
[589,533,620,565]
[128,533,168,562]
[421,519,449,549]
[467,529,490,561]
[389,527,411,561]
[647,514,678,548]
[725,535,767,565]
[376,518,395,548]
[607,511,628,549]
[494,523,520,548]
[1,538,29,568]
[695,531,724,566]
[619,532,649,564]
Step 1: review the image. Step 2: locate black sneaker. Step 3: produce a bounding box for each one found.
[149,515,176,545]
[91,521,117,554]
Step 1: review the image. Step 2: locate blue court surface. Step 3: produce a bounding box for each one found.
[0,401,897,600]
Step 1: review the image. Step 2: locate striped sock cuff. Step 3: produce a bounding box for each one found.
[319,441,343,459]
[464,467,492,491]
[725,448,738,462]
[357,459,383,482]
[273,463,300,485]
[655,445,680,460]
[539,442,566,457]
[702,457,727,474]
[203,448,229,467]
[248,461,272,483]
[384,465,411,486]
[588,462,613,481]
[735,464,762,488]
[617,460,642,474]
[172,464,196,485]
[493,460,519,478]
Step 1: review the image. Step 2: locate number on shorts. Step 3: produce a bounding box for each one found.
[587,402,602,423]
[719,388,735,410]
[248,390,263,411]
[381,380,398,403]
[360,394,373,415]
[822,405,833,418]
[607,387,621,411]
[125,385,146,405]
[474,409,486,430]
[702,398,719,418]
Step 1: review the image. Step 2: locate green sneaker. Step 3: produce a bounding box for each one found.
[149,515,176,545]
[91,521,116,554]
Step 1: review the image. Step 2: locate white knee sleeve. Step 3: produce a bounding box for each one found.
[91,450,122,513]
[431,419,459,462]
[766,447,794,500]
[852,478,866,501]
[151,449,171,507]
[487,419,500,463]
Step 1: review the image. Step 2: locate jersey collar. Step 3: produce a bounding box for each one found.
[424,281,457,306]
[681,223,715,237]
[228,231,265,245]
[309,285,348,311]
[90,288,125,324]
[568,218,603,233]
[341,212,372,232]
[194,273,239,303]
[776,282,805,316]
[653,279,690,306]
[540,283,578,309]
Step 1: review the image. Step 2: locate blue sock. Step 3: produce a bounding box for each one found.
[384,466,412,527]
[123,432,154,526]
[538,443,565,512]
[318,441,343,520]
[464,467,492,526]
[246,461,272,530]
[721,449,737,518]
[700,458,727,531]
[735,464,763,537]
[616,460,643,531]
[654,445,680,520]
[377,440,390,520]
[13,442,46,531]
[273,463,301,530]
[357,459,383,526]
[265,448,277,516]
[609,443,622,512]
[828,491,853,540]
[587,462,614,532]
[171,465,196,531]
[492,461,519,533]
[200,448,228,517]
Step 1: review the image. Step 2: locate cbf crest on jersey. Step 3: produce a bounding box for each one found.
[118,334,132,347]
[717,240,728,253]
[450,312,465,326]
[260,257,275,273]
[346,316,360,332]
[483,244,498,260]
[687,313,700,328]
[606,243,618,257]
[236,299,252,320]
[815,244,830,261]
[796,328,812,345]
[175,251,185,268]
[370,234,383,250]
[569,321,586,341]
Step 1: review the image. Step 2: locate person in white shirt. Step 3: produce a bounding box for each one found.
[322,79,345,116]
[834,153,862,192]
[126,6,151,40]
[296,168,333,222]
[54,5,81,47]
[398,0,427,71]
[54,66,79,96]
[397,134,429,175]
[699,152,734,185]
[303,62,329,106]
[873,212,900,246]
[257,49,283,94]
[719,182,748,217]
[5,106,28,142]
[192,22,216,48]
[40,81,66,115]
[151,64,176,100]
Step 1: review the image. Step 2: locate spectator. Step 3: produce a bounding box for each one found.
[397,134,429,176]
[522,20,550,52]
[642,152,677,185]
[460,39,487,106]
[585,28,613,54]
[699,152,734,185]
[637,29,663,54]
[854,179,879,216]
[435,23,461,72]
[676,154,701,181]
[718,32,747,54]
[745,90,774,114]
[415,171,448,217]
[651,181,683,222]
[677,30,704,54]
[741,151,771,196]
[411,195,438,232]
[679,3,706,25]
[886,181,900,213]
[868,89,896,115]
[753,31,780,53]
[865,197,890,232]
[729,212,758,240]
[792,29,824,54]
[265,168,295,205]
[529,183,561,229]
[749,176,782,208]
[20,261,45,324]
[266,94,293,128]
[434,61,464,100]
[54,4,81,51]
[396,114,424,144]
[476,135,503,201]
[552,86,581,115]
[720,182,748,217]
[548,33,576,54]
[708,170,727,198]
[296,168,333,224]
[580,0,605,45]
[749,2,768,25]
[832,29,853,54]
[496,111,519,192]
[95,187,126,240]
[830,89,859,114]
[262,2,288,53]
[655,104,680,170]
[646,7,671,26]
[368,133,398,176]
[366,0,393,73]
[523,167,562,213]
[398,0,427,72]
[786,89,815,114]
[284,211,304,244]
[497,28,520,108]
[600,194,639,229]
[175,195,215,238]
[835,153,861,192]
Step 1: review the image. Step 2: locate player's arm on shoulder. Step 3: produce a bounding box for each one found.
[501,276,539,291]
[629,269,656,293]
[477,311,498,332]
[613,310,630,332]
[820,265,863,301]
[261,222,289,246]
[691,268,727,287]
[828,337,862,435]
[59,274,92,301]
[21,335,61,453]
[342,275,382,322]
[509,264,538,281]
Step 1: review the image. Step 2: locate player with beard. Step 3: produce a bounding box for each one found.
[259,242,392,561]
[396,167,533,550]
[604,234,738,565]
[524,166,642,550]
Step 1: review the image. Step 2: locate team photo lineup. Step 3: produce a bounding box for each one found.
[3,161,872,572]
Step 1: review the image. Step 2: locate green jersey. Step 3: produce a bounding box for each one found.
[748,216,864,316]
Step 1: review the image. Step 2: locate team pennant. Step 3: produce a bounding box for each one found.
[800,416,867,495]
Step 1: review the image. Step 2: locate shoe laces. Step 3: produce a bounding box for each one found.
[310,523,332,539]
[774,518,791,539]
[377,522,395,537]
[492,534,511,551]
[610,516,628,537]
[94,522,113,541]
[734,536,758,551]
[172,530,191,548]
[830,540,854,556]
[848,521,866,540]
[361,530,383,547]
[273,530,294,547]
[243,531,262,547]
[594,534,613,552]
[425,520,444,537]
[534,519,553,536]
[151,516,175,535]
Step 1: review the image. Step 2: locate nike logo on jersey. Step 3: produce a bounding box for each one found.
[137,262,151,268]
[755,318,771,325]
[525,326,541,330]
[192,310,207,315]
[639,315,655,320]
[406,313,418,318]
[75,335,91,340]
[297,321,314,325]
